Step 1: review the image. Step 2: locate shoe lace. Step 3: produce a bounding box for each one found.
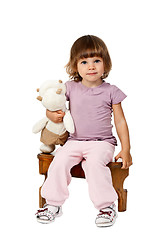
[98,210,112,217]
[35,208,48,215]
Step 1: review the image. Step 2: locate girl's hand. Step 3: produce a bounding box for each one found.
[115,150,132,169]
[46,110,65,123]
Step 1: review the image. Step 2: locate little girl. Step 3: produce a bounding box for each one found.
[36,35,132,227]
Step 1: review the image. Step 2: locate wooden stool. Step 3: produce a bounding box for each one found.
[38,153,129,212]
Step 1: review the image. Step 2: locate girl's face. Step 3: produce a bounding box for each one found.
[77,57,104,86]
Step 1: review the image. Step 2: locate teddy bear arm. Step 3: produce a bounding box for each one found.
[63,110,75,134]
[32,117,48,133]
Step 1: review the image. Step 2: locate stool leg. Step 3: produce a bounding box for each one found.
[117,189,127,212]
[39,187,46,208]
[39,172,47,208]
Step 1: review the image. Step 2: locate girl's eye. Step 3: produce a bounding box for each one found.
[81,61,87,64]
[94,59,101,63]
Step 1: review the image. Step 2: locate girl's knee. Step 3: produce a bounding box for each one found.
[86,152,113,166]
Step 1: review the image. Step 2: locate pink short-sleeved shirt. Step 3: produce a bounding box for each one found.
[65,80,127,146]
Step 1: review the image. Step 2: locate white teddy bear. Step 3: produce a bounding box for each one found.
[32,80,75,153]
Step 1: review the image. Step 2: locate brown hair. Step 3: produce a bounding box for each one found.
[66,35,112,82]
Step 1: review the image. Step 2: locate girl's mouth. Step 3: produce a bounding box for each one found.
[87,72,97,75]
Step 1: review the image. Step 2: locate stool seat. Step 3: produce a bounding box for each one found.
[38,153,129,212]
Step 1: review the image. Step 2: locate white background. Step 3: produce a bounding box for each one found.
[0,0,163,239]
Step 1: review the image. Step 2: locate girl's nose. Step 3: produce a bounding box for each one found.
[89,63,95,70]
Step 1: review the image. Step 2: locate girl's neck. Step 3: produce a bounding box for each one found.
[81,78,103,88]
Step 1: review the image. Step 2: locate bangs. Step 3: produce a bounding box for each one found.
[74,35,104,60]
[77,49,103,60]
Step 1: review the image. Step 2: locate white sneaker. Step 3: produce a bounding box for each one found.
[35,204,62,224]
[95,203,117,227]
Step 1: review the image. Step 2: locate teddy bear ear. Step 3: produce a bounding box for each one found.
[36,88,39,92]
[59,80,62,83]
[56,88,62,94]
[37,96,42,101]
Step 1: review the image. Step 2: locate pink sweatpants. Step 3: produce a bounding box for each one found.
[41,140,118,210]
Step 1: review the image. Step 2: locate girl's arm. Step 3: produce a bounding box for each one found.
[112,103,132,169]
